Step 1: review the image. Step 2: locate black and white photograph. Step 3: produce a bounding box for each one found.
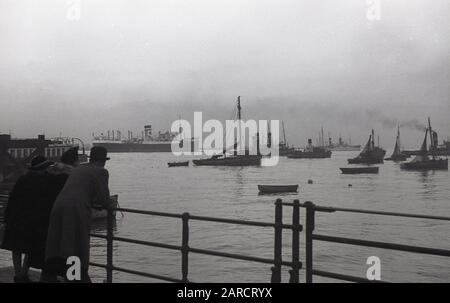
[0,0,449,290]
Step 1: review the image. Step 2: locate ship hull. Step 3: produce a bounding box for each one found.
[93,142,173,152]
[401,159,448,170]
[340,167,379,174]
[385,154,409,161]
[258,185,299,194]
[287,151,332,159]
[348,149,386,164]
[193,155,262,166]
[328,146,361,152]
[403,149,450,157]
[348,158,384,164]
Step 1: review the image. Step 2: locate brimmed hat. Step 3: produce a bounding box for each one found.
[89,146,110,161]
[29,155,54,171]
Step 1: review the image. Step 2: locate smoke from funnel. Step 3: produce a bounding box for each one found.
[367,110,427,132]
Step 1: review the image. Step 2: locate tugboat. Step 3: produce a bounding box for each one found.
[193,96,262,167]
[403,137,450,157]
[401,119,448,170]
[385,126,409,161]
[287,139,332,159]
[348,130,386,164]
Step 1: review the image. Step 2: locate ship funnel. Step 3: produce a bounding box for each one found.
[144,125,152,141]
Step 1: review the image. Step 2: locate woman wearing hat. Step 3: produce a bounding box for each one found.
[44,146,112,282]
[1,156,54,282]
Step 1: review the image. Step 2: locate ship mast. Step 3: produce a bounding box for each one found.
[371,129,375,150]
[428,117,435,160]
[321,126,325,147]
[282,121,287,146]
[236,96,241,156]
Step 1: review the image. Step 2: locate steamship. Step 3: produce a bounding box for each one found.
[92,125,195,153]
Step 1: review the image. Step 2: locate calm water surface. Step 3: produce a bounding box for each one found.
[2,151,449,282]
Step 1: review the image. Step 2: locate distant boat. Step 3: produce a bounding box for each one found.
[193,97,262,167]
[287,139,332,159]
[385,126,409,161]
[403,137,450,157]
[168,161,189,167]
[327,136,361,151]
[401,118,448,171]
[340,167,379,174]
[278,121,295,156]
[258,184,299,194]
[348,130,385,164]
[193,154,262,166]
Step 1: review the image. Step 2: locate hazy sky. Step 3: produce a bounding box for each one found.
[1,0,449,148]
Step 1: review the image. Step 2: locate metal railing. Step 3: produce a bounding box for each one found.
[91,200,450,283]
[279,201,450,283]
[90,199,303,283]
[2,191,449,283]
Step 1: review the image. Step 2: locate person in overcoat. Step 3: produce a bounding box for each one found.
[29,147,80,275]
[1,156,54,282]
[44,146,111,282]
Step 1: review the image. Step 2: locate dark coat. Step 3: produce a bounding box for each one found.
[45,163,111,270]
[27,165,71,268]
[1,170,56,258]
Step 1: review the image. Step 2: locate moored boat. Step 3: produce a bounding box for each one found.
[168,161,189,167]
[348,130,385,164]
[278,121,296,156]
[193,97,262,167]
[258,184,299,194]
[340,167,379,174]
[327,136,361,151]
[193,154,262,166]
[385,126,409,161]
[287,139,331,159]
[401,118,448,171]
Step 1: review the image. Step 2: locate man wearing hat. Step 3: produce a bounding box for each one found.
[44,147,111,282]
[1,156,54,282]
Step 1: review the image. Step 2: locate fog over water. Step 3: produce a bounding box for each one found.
[1,0,449,147]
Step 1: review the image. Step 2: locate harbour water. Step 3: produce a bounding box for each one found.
[1,151,449,282]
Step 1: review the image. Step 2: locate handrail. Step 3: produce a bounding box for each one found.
[301,201,450,283]
[281,202,450,221]
[90,199,303,283]
[113,207,298,230]
[89,199,449,283]
[313,234,450,257]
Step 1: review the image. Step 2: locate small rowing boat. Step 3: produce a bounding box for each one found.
[258,185,299,194]
[340,167,379,174]
[168,161,189,167]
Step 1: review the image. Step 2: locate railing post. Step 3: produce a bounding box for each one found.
[305,201,315,283]
[271,199,283,283]
[106,206,114,283]
[289,200,301,283]
[181,212,190,283]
